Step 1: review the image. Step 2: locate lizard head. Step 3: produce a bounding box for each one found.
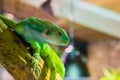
[40,20,70,46]
[19,17,70,46]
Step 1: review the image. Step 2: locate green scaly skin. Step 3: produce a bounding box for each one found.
[0,15,69,80]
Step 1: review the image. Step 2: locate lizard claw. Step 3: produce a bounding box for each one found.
[28,53,41,78]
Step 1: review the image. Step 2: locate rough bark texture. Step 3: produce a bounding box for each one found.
[0,27,40,80]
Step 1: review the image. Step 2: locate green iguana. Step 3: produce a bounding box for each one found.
[0,15,69,80]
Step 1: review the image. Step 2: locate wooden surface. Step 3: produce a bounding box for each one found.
[1,0,117,42]
[63,21,117,42]
[86,0,120,13]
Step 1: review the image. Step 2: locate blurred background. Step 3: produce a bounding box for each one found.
[1,0,120,80]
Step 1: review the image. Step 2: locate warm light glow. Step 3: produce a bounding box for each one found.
[3,13,15,19]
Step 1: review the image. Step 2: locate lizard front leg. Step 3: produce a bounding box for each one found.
[28,41,42,78]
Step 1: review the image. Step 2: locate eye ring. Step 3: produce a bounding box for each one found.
[57,31,62,36]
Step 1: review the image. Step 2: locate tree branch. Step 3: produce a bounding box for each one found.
[0,28,42,80]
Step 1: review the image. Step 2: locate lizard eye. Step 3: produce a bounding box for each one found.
[45,30,50,35]
[57,31,62,36]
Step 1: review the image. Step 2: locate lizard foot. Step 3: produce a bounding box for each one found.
[28,53,42,78]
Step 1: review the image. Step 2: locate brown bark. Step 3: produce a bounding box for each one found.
[0,28,41,80]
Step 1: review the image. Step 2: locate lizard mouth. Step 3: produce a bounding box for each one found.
[47,41,68,46]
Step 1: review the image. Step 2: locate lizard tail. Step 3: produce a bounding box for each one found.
[0,14,16,28]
